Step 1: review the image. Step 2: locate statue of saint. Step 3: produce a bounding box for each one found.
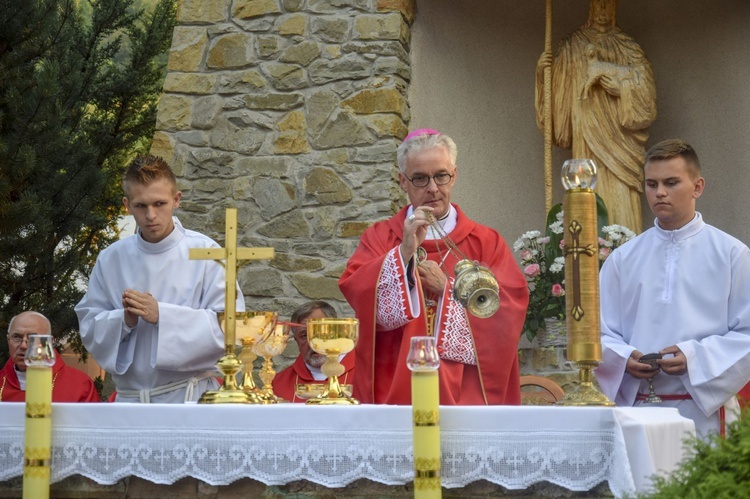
[536,0,657,231]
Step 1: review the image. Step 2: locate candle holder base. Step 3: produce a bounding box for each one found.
[557,361,614,406]
[198,354,255,404]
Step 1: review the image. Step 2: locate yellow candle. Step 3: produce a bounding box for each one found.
[412,370,441,498]
[23,365,53,499]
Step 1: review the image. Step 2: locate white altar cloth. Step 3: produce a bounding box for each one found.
[0,404,694,498]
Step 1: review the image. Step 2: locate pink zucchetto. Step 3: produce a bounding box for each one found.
[403,128,441,142]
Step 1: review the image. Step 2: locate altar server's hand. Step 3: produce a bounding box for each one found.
[417,260,447,296]
[658,346,688,376]
[400,206,434,262]
[123,289,159,326]
[625,350,660,379]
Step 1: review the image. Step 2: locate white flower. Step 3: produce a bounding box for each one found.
[549,221,564,235]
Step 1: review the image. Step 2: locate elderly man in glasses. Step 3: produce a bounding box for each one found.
[1,311,99,402]
[339,129,529,405]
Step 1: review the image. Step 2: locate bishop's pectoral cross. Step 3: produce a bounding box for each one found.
[190,208,274,352]
[564,220,596,321]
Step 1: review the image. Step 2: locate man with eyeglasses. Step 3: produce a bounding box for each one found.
[340,129,529,405]
[1,311,99,402]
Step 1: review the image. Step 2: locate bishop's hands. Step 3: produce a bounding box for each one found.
[401,206,448,296]
[400,206,434,263]
[418,260,447,296]
[122,289,159,328]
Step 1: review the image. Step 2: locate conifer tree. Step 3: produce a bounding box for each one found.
[0,0,176,363]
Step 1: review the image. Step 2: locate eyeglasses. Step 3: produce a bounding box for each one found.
[403,173,454,188]
[7,333,30,345]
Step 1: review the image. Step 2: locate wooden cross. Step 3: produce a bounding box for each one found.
[189,208,274,351]
[564,219,596,321]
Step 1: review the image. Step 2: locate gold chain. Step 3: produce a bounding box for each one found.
[425,212,472,263]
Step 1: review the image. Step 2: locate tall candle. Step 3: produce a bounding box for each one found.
[408,336,441,499]
[23,340,53,499]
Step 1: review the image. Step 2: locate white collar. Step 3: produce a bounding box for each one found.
[406,204,457,240]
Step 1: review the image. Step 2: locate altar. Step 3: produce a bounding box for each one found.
[0,403,693,498]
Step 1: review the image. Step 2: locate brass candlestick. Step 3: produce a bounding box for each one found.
[557,159,614,406]
[304,318,359,405]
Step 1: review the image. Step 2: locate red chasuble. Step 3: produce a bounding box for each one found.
[0,352,100,402]
[339,204,529,405]
[272,354,356,403]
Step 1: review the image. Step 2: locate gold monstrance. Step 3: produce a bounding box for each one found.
[190,208,274,404]
[557,159,614,406]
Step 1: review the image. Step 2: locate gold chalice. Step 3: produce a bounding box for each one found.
[199,311,275,404]
[252,323,291,403]
[304,317,359,405]
[235,311,278,404]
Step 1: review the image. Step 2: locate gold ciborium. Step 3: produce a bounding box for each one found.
[304,318,359,405]
[252,324,291,403]
[235,311,278,404]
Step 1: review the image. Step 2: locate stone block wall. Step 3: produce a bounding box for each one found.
[152,0,415,319]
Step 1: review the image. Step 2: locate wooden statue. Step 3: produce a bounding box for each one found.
[536,0,657,232]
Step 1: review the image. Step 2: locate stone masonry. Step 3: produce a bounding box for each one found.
[151,0,414,324]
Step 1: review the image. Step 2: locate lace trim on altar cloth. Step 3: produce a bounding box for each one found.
[0,428,631,496]
[376,248,411,330]
[438,291,477,365]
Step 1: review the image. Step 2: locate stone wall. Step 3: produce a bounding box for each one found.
[0,475,613,498]
[152,0,414,322]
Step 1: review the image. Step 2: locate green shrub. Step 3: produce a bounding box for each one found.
[646,408,750,498]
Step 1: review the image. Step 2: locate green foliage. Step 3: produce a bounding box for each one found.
[0,0,176,364]
[646,409,750,498]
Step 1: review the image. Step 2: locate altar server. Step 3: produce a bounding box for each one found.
[272,301,355,403]
[339,129,529,405]
[1,311,99,402]
[76,155,244,403]
[596,139,750,438]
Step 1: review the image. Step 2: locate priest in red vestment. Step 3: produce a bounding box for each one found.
[273,301,356,403]
[1,311,99,403]
[339,129,529,405]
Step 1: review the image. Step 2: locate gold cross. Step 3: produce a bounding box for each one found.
[189,208,274,350]
[564,219,596,321]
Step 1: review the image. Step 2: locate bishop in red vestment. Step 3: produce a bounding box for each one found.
[339,130,528,405]
[2,311,99,403]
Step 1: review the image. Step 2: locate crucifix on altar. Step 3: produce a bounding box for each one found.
[190,207,274,404]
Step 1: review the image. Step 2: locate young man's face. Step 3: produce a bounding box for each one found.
[398,145,457,220]
[293,308,328,369]
[7,313,51,372]
[123,178,182,243]
[644,156,704,231]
